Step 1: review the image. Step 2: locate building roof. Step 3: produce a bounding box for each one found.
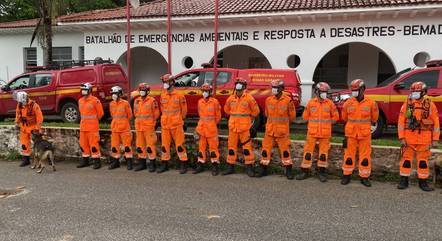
[0,18,39,29]
[0,0,441,28]
[57,0,442,23]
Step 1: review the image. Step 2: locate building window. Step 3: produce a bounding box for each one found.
[79,46,85,61]
[52,47,72,65]
[24,47,37,70]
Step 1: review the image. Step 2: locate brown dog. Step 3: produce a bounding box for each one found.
[31,131,56,174]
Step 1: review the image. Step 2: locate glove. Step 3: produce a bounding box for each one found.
[400,139,406,147]
[250,128,257,139]
[183,125,188,132]
[20,117,27,124]
[431,140,438,148]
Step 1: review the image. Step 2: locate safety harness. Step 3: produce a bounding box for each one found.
[18,101,36,126]
[405,98,433,133]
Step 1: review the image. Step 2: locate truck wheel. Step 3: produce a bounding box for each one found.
[371,115,385,139]
[61,102,80,123]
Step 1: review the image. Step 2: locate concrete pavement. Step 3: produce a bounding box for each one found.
[0,160,441,241]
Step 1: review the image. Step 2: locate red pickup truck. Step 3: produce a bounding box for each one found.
[333,60,442,138]
[132,67,303,129]
[0,61,128,123]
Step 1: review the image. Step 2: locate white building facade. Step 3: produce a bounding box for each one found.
[1,0,442,105]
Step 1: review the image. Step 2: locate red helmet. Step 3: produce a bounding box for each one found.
[161,74,173,83]
[271,79,285,89]
[234,77,247,85]
[315,82,330,92]
[201,83,212,91]
[349,79,365,91]
[410,81,428,92]
[138,83,150,91]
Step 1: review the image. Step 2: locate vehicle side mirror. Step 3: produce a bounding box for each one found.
[394,83,405,90]
[1,85,10,91]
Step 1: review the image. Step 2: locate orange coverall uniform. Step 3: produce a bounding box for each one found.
[196,97,222,164]
[79,95,104,159]
[301,97,339,168]
[15,99,43,157]
[134,96,160,160]
[110,99,133,159]
[260,94,296,166]
[341,96,378,178]
[160,89,188,162]
[224,92,260,165]
[397,98,439,179]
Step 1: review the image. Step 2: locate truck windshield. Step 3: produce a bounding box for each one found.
[377,68,411,87]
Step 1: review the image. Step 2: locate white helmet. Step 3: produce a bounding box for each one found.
[15,91,28,104]
[110,86,123,95]
[80,83,93,91]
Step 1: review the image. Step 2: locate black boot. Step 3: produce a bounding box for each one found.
[341,175,351,185]
[93,158,101,170]
[148,159,156,173]
[255,164,268,178]
[19,156,30,167]
[397,176,409,190]
[135,158,147,172]
[157,161,169,173]
[180,161,189,174]
[126,158,133,170]
[285,165,294,180]
[222,164,235,175]
[245,164,255,177]
[418,179,434,192]
[211,163,220,176]
[317,167,328,183]
[360,178,372,187]
[296,168,310,180]
[108,157,120,170]
[193,162,204,174]
[77,157,90,168]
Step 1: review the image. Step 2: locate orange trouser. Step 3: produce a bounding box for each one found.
[111,131,133,159]
[227,131,254,165]
[136,130,158,160]
[400,144,431,179]
[80,131,101,158]
[342,137,371,178]
[198,135,219,164]
[161,127,187,162]
[301,136,331,169]
[19,131,32,156]
[260,134,292,166]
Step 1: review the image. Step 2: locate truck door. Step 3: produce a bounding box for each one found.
[1,75,31,115]
[173,71,201,115]
[389,70,440,124]
[202,71,232,114]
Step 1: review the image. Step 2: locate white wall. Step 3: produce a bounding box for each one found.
[347,42,379,87]
[0,31,83,82]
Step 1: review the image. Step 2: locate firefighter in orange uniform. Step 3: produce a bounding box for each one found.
[397,81,439,192]
[223,78,260,177]
[158,74,189,174]
[341,79,378,187]
[108,86,133,170]
[14,91,43,167]
[255,80,296,180]
[133,83,160,172]
[193,83,222,176]
[77,83,104,169]
[297,82,339,182]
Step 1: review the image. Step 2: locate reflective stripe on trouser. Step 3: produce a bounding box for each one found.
[161,127,188,161]
[400,144,431,179]
[79,131,101,158]
[198,135,220,164]
[301,136,330,169]
[19,131,31,156]
[110,131,133,159]
[227,131,254,165]
[260,134,292,166]
[342,137,371,178]
[136,130,157,160]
